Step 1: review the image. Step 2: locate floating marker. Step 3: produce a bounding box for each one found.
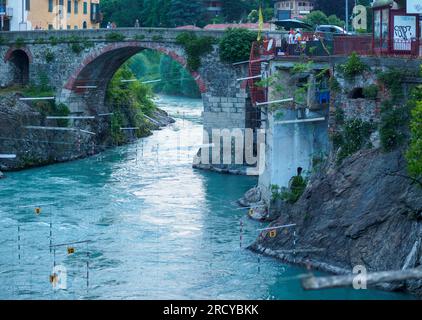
[35,207,42,215]
[274,117,326,125]
[269,230,277,238]
[46,116,96,120]
[236,75,262,81]
[257,223,297,232]
[141,79,162,84]
[0,154,16,159]
[255,98,294,106]
[19,97,55,101]
[248,208,254,217]
[23,126,96,135]
[120,79,138,83]
[76,85,97,89]
[120,127,139,131]
[67,247,75,255]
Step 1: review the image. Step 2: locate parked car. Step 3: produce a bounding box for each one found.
[315,25,349,34]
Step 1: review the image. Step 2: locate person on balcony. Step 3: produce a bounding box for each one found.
[295,29,302,43]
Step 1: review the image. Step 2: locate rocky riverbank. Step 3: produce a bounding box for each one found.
[246,148,422,296]
[0,93,174,176]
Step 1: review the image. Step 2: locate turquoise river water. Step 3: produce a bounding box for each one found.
[0,95,412,300]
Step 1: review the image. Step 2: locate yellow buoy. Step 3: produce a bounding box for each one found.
[269,230,277,238]
[248,208,254,216]
[35,207,42,215]
[67,247,75,255]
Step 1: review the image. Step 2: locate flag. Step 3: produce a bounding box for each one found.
[257,6,264,41]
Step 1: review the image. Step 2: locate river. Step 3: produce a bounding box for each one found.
[0,95,412,300]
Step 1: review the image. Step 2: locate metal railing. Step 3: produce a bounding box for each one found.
[333,35,373,55]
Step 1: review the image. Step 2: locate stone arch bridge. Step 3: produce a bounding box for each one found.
[0,28,258,145]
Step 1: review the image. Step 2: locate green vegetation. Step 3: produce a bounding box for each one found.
[100,0,273,28]
[379,100,410,151]
[406,100,422,180]
[151,35,163,41]
[363,84,379,100]
[15,38,25,48]
[128,50,201,98]
[105,32,126,42]
[176,32,215,71]
[333,118,374,164]
[377,69,406,103]
[44,49,55,63]
[22,74,70,127]
[106,65,157,144]
[270,184,283,201]
[329,76,341,93]
[219,28,257,64]
[49,36,59,46]
[291,61,314,74]
[340,52,367,79]
[134,34,146,41]
[303,10,345,28]
[0,36,5,45]
[70,42,84,54]
[282,175,308,204]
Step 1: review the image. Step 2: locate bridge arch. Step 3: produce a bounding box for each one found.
[4,47,32,86]
[64,42,207,98]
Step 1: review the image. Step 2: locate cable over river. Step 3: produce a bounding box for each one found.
[0,95,412,300]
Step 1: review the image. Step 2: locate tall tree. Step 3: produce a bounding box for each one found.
[168,0,204,27]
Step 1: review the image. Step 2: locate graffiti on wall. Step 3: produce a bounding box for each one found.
[393,15,417,50]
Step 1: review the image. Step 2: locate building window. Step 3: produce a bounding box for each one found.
[74,0,78,14]
[25,0,30,10]
[83,2,87,14]
[48,0,53,12]
[67,0,71,13]
[83,21,87,29]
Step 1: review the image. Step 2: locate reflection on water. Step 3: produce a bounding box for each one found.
[0,95,412,300]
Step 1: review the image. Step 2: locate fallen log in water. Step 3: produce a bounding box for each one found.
[302,268,422,290]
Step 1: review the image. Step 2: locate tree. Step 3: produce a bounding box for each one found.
[303,10,329,27]
[222,0,252,23]
[219,28,257,63]
[303,10,344,28]
[314,0,354,20]
[168,0,204,27]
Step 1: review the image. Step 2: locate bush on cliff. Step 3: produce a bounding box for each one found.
[219,28,257,64]
[335,119,374,164]
[406,97,422,182]
[340,52,367,79]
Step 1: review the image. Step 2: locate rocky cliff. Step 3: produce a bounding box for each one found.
[0,93,174,177]
[249,147,422,295]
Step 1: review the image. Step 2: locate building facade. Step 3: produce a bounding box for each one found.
[0,0,101,31]
[274,0,314,19]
